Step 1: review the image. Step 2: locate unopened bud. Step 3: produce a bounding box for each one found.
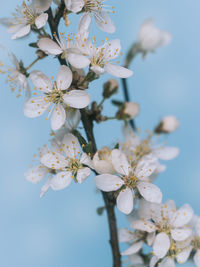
[103,79,119,98]
[155,115,179,134]
[93,147,114,174]
[117,102,139,120]
[36,49,46,59]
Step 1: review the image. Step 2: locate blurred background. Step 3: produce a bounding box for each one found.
[0,0,200,266]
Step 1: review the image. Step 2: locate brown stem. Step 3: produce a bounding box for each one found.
[46,6,121,267]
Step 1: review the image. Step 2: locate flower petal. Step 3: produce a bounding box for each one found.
[57,65,72,90]
[117,188,134,214]
[11,24,31,39]
[135,155,157,179]
[76,167,91,183]
[171,204,193,228]
[105,63,133,78]
[51,171,72,190]
[137,182,162,203]
[111,149,131,176]
[25,165,48,183]
[176,246,192,264]
[153,232,170,259]
[67,53,90,69]
[24,96,50,118]
[30,70,52,92]
[118,228,133,243]
[80,153,93,169]
[61,133,80,157]
[121,241,143,256]
[41,151,68,169]
[63,90,90,108]
[40,176,52,198]
[64,0,84,13]
[35,13,48,29]
[94,174,124,192]
[153,146,179,160]
[94,11,115,33]
[50,104,66,131]
[131,220,156,233]
[171,228,192,241]
[160,258,175,267]
[194,250,200,267]
[38,38,63,55]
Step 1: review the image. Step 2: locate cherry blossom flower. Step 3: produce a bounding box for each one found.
[93,146,114,174]
[64,0,115,33]
[95,149,162,214]
[80,38,133,77]
[138,19,171,52]
[0,0,52,39]
[40,133,93,190]
[24,65,90,130]
[0,51,30,99]
[130,199,193,259]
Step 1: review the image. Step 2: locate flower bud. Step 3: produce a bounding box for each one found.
[93,147,114,174]
[103,79,119,98]
[155,116,179,134]
[36,49,46,59]
[138,19,171,52]
[117,102,139,120]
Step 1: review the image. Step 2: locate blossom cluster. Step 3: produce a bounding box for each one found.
[0,1,196,267]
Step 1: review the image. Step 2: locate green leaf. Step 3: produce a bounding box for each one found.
[97,206,105,216]
[29,42,38,48]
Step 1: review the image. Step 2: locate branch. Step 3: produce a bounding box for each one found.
[121,78,136,130]
[46,6,121,267]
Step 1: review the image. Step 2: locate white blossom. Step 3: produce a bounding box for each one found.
[0,0,52,39]
[93,146,114,174]
[130,199,193,259]
[65,0,115,33]
[24,65,90,130]
[95,149,162,214]
[41,133,93,190]
[138,19,171,52]
[123,102,139,120]
[79,38,133,78]
[159,115,179,133]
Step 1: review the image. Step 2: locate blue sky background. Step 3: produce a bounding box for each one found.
[0,0,200,266]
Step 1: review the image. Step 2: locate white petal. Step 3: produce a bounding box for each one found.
[160,258,175,267]
[65,108,81,131]
[94,174,124,192]
[35,13,48,29]
[118,228,133,243]
[57,65,72,90]
[128,254,144,265]
[171,204,193,228]
[131,220,156,233]
[50,104,66,131]
[150,256,159,267]
[41,152,68,169]
[40,176,52,198]
[51,171,72,190]
[176,246,192,264]
[153,146,179,160]
[137,182,162,203]
[24,96,50,118]
[153,232,170,259]
[102,39,121,60]
[78,13,91,34]
[90,65,105,75]
[65,0,84,13]
[135,155,157,179]
[117,188,134,215]
[194,250,200,267]
[147,232,156,246]
[94,11,115,33]
[121,241,143,256]
[63,90,90,108]
[11,24,31,39]
[76,167,91,183]
[30,70,52,92]
[171,228,192,241]
[105,63,133,78]
[61,133,80,157]
[67,53,90,69]
[25,165,48,183]
[33,0,52,13]
[38,38,63,55]
[111,149,131,176]
[80,153,93,169]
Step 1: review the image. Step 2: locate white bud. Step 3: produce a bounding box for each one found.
[93,147,114,174]
[161,116,179,133]
[138,19,171,51]
[124,102,139,120]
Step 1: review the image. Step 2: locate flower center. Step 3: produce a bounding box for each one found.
[12,2,36,26]
[45,83,64,104]
[124,173,138,189]
[67,158,82,176]
[191,236,200,250]
[134,140,151,160]
[84,0,103,12]
[91,49,105,68]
